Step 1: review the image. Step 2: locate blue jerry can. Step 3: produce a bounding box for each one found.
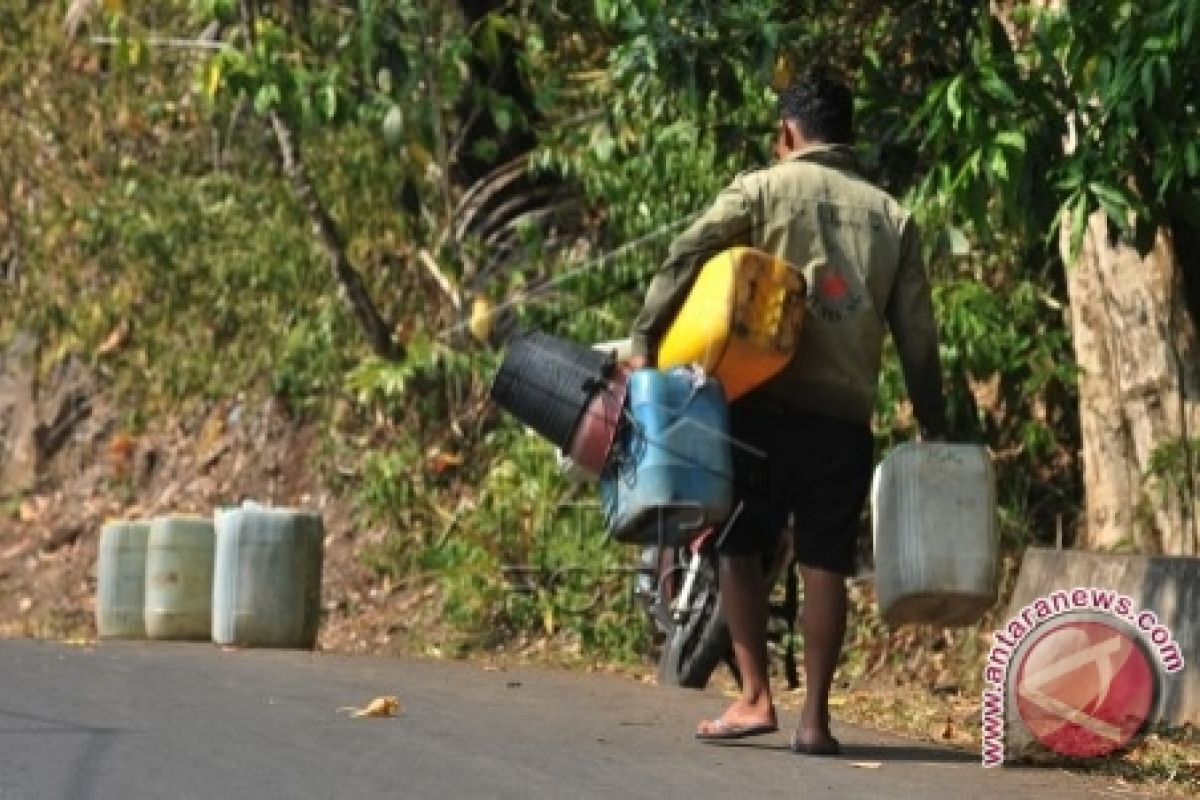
[600,368,733,545]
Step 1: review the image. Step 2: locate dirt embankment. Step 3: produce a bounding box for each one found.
[0,340,433,652]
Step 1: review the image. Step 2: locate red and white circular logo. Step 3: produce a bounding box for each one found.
[1014,616,1159,758]
[806,264,862,323]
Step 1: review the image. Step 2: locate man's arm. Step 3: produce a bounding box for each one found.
[885,218,948,439]
[630,178,754,361]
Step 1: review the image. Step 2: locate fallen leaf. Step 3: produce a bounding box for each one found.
[339,695,401,719]
[828,696,848,708]
[850,761,883,769]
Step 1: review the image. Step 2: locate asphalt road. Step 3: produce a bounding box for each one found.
[0,640,1146,800]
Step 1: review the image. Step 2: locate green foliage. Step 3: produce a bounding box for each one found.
[205,17,349,123]
[0,1,369,414]
[911,1,1200,259]
[938,275,1079,546]
[935,279,1075,445]
[272,300,353,404]
[1144,436,1200,513]
[17,0,1196,664]
[77,163,355,408]
[873,267,1078,547]
[536,0,1081,554]
[196,0,535,252]
[355,421,649,659]
[347,334,484,420]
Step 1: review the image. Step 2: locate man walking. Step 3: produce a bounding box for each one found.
[628,73,948,755]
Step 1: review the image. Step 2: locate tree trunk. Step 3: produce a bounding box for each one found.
[995,0,1200,556]
[1061,213,1200,555]
[268,112,402,362]
[237,0,399,362]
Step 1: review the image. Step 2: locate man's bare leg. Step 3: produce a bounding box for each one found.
[793,565,846,753]
[696,554,776,736]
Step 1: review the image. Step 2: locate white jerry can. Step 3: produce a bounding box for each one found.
[871,443,999,627]
[144,515,216,641]
[212,503,324,649]
[95,520,151,638]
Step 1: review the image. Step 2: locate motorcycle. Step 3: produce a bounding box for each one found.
[636,514,800,690]
[582,339,802,690]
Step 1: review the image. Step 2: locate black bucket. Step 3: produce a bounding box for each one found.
[490,330,615,450]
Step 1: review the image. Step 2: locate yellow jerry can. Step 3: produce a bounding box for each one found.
[657,246,806,400]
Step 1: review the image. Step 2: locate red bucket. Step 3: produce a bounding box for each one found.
[567,366,630,476]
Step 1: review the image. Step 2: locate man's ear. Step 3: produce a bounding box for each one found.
[777,118,806,157]
[775,119,793,158]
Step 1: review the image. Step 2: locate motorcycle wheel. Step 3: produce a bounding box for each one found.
[656,555,734,689]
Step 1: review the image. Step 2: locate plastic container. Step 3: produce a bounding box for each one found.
[144,515,216,641]
[95,520,151,638]
[212,503,325,649]
[600,368,733,545]
[565,366,630,477]
[657,246,806,400]
[871,443,999,627]
[490,330,614,450]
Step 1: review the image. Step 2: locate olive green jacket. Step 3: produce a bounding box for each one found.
[631,144,947,435]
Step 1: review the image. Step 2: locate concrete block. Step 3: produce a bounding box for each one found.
[1006,547,1199,726]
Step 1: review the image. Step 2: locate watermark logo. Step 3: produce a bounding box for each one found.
[980,588,1185,767]
[1014,616,1157,758]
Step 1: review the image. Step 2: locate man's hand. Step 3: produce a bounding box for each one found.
[626,355,649,371]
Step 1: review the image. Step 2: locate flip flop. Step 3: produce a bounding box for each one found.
[790,735,841,756]
[695,718,779,742]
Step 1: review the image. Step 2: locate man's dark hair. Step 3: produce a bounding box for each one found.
[777,72,854,145]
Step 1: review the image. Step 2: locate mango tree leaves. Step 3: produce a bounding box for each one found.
[911,1,1200,261]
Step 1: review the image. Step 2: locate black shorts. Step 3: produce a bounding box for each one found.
[715,402,874,576]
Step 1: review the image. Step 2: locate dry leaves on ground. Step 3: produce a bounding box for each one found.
[339,695,401,719]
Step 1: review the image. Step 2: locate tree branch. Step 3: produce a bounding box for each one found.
[417,248,462,311]
[268,112,402,361]
[238,0,400,361]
